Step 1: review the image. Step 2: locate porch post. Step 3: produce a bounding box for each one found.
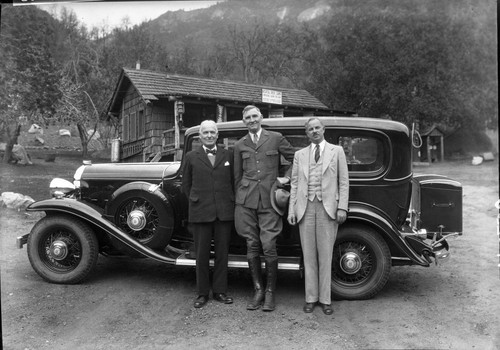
[440,135,444,161]
[174,100,184,161]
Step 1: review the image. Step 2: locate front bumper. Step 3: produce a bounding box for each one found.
[17,234,28,249]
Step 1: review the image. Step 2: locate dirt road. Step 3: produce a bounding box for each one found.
[1,158,499,349]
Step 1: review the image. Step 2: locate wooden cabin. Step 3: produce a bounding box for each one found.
[106,67,345,162]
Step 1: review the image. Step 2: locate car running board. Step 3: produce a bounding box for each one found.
[165,246,301,270]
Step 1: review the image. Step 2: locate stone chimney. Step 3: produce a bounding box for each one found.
[136,61,141,70]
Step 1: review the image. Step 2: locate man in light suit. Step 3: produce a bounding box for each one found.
[287,118,349,315]
[234,105,295,312]
[182,120,234,308]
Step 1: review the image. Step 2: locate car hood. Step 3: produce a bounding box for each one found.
[78,162,181,182]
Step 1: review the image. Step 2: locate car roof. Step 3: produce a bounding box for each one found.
[185,116,409,136]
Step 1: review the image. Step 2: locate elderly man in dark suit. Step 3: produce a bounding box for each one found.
[182,120,235,308]
[234,105,295,312]
[287,118,349,315]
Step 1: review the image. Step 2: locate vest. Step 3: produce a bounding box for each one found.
[307,154,323,201]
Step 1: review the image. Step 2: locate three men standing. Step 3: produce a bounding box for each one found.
[182,120,234,308]
[184,114,349,314]
[287,118,349,315]
[234,105,295,311]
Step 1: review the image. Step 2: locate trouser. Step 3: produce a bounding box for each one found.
[191,220,232,296]
[298,198,338,305]
[234,203,282,259]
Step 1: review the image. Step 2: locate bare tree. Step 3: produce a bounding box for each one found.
[227,21,272,83]
[54,76,99,159]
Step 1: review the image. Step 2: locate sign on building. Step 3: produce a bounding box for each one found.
[269,109,284,118]
[262,89,282,105]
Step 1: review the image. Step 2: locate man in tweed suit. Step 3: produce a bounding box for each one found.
[287,118,349,315]
[234,105,295,312]
[182,120,234,308]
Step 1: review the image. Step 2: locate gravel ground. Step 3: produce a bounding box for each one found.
[1,157,499,349]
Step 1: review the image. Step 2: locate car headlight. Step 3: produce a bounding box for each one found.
[49,178,76,197]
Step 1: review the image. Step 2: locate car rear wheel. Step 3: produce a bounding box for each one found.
[27,215,98,284]
[331,225,391,300]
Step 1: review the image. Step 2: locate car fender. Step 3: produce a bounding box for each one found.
[347,202,430,266]
[26,198,177,264]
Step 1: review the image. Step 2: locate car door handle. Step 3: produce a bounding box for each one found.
[432,202,455,208]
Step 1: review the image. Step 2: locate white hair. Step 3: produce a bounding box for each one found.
[199,120,218,133]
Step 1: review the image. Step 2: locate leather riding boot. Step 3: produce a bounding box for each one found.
[246,257,265,310]
[262,258,278,312]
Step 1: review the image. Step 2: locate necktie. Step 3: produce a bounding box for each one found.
[314,144,320,163]
[252,133,258,145]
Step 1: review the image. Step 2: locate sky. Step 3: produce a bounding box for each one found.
[31,1,221,30]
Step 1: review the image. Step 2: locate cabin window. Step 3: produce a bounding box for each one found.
[138,110,145,138]
[130,111,137,140]
[122,114,130,141]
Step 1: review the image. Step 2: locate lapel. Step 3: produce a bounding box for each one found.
[322,142,334,174]
[299,147,310,180]
[255,129,270,149]
[244,134,255,149]
[196,147,214,169]
[213,147,226,168]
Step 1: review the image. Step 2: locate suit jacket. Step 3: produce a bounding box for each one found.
[182,146,234,223]
[234,129,295,210]
[288,141,349,222]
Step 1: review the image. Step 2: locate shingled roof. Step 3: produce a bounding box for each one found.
[108,68,331,114]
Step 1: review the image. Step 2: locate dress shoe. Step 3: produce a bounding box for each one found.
[320,303,333,315]
[194,295,209,308]
[213,293,233,304]
[303,302,316,313]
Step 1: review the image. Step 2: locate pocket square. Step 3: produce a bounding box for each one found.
[224,161,230,166]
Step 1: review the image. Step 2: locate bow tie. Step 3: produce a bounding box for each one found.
[205,148,216,155]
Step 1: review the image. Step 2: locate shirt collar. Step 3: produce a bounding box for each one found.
[249,128,262,140]
[310,140,326,154]
[203,145,217,152]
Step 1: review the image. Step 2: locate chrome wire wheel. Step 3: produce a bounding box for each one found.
[106,186,174,250]
[116,197,160,244]
[41,230,82,272]
[334,241,374,285]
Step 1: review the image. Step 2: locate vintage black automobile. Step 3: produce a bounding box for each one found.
[17,117,463,300]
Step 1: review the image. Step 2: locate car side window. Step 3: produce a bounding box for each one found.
[186,128,386,175]
[338,135,384,172]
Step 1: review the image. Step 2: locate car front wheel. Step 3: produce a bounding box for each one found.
[27,215,98,284]
[331,225,391,300]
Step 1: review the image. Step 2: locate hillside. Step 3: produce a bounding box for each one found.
[1,0,496,155]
